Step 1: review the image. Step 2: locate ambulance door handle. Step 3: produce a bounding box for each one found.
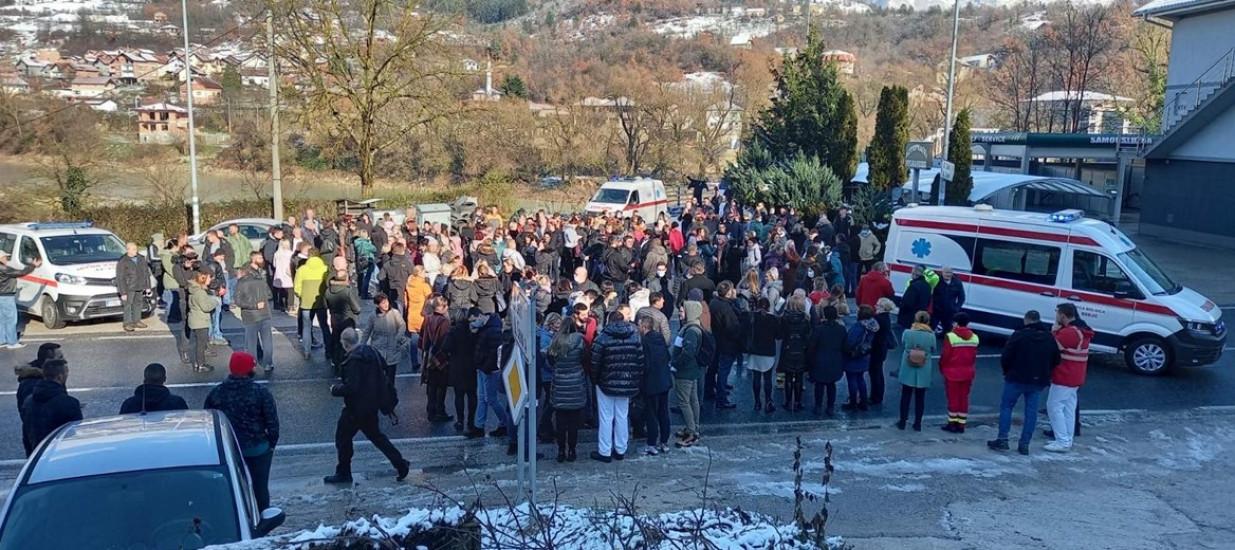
[1039,291,1054,297]
[1065,295,1082,302]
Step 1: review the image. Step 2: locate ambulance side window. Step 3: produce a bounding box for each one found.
[1071,251,1134,295]
[629,190,640,205]
[973,239,1060,286]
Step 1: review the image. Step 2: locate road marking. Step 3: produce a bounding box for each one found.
[0,373,421,396]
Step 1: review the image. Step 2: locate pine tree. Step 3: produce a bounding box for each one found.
[867,85,909,191]
[499,74,528,99]
[944,109,973,205]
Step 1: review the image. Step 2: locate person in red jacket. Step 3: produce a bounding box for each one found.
[856,262,895,309]
[1046,303,1092,453]
[939,313,979,433]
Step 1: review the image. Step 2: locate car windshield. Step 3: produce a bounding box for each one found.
[0,467,240,550]
[39,234,126,266]
[1118,248,1181,296]
[592,188,631,204]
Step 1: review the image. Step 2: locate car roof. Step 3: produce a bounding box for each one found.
[0,223,117,239]
[27,410,223,484]
[892,206,1133,252]
[208,218,280,229]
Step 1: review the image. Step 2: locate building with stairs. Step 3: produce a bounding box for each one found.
[1135,0,1235,247]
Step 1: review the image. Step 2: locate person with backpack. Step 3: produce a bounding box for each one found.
[352,230,378,299]
[325,328,410,485]
[671,301,706,447]
[842,305,880,412]
[940,312,979,433]
[204,352,279,508]
[897,311,937,431]
[777,293,812,412]
[807,305,846,416]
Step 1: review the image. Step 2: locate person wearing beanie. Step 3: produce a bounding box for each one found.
[326,328,411,484]
[119,363,188,414]
[205,351,280,509]
[17,343,63,454]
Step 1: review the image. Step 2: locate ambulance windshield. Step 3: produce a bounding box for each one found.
[1119,248,1181,296]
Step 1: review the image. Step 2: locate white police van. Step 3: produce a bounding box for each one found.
[0,222,155,329]
[885,206,1226,375]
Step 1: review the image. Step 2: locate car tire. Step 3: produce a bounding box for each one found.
[41,297,66,330]
[1125,336,1172,376]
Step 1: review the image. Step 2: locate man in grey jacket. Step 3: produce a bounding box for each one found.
[115,243,152,332]
[234,252,274,373]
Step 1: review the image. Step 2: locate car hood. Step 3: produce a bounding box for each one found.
[1166,287,1224,324]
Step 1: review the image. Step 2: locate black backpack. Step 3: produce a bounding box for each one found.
[696,326,717,368]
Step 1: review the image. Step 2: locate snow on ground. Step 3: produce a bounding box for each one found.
[210,505,844,550]
[651,15,779,40]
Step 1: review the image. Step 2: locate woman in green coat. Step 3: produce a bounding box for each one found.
[187,270,221,373]
[897,310,937,431]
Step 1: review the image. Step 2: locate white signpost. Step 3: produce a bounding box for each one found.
[905,141,934,203]
[508,284,538,503]
[939,160,955,204]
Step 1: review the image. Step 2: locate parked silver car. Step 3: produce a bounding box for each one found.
[0,410,285,549]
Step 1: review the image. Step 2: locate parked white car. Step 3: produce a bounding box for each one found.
[0,222,155,329]
[0,410,285,549]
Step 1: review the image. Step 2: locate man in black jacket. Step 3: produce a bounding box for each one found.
[115,242,152,332]
[235,252,275,373]
[899,265,933,330]
[706,281,742,409]
[379,242,414,313]
[324,272,362,370]
[21,359,81,455]
[16,343,61,454]
[989,310,1061,456]
[325,328,410,484]
[470,308,517,452]
[932,267,966,334]
[590,311,645,463]
[675,262,715,309]
[119,363,188,414]
[205,352,279,509]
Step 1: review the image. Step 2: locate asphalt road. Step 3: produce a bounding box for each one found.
[0,306,1231,462]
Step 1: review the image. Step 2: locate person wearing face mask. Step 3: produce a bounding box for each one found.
[643,262,674,317]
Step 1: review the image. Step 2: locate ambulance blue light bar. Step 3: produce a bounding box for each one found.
[1048,210,1085,223]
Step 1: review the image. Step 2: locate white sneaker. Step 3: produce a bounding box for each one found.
[6,343,25,350]
[1043,442,1071,453]
[644,446,659,456]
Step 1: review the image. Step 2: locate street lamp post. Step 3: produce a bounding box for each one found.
[939,0,961,205]
[181,0,201,235]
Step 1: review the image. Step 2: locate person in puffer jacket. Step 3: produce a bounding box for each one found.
[589,311,645,462]
[547,323,586,462]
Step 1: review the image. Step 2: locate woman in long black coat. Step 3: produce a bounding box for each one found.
[807,305,848,416]
[442,317,478,432]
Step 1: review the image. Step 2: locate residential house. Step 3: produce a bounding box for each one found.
[821,49,856,75]
[1028,91,1134,134]
[179,76,223,105]
[70,76,119,97]
[240,68,270,88]
[1134,0,1235,246]
[136,102,189,144]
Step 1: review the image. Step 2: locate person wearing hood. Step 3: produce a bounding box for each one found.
[590,311,645,462]
[445,263,478,321]
[939,313,979,433]
[21,359,81,456]
[807,305,847,416]
[672,301,705,447]
[324,271,362,370]
[470,308,517,453]
[294,249,329,360]
[897,311,937,431]
[547,322,586,462]
[205,352,279,507]
[352,230,378,299]
[119,363,188,414]
[1046,303,1093,453]
[842,305,879,412]
[857,225,881,274]
[473,261,502,316]
[638,314,672,455]
[325,329,411,485]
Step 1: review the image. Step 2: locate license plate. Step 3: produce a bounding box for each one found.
[104,298,121,308]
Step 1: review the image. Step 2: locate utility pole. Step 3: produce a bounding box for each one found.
[267,9,283,221]
[939,0,961,205]
[181,0,201,235]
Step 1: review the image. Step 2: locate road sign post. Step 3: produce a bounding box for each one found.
[905,141,934,204]
[507,284,538,503]
[939,160,955,205]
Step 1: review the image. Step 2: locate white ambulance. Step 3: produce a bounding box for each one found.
[584,177,669,220]
[884,205,1226,375]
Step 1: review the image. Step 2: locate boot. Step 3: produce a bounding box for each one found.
[987,438,1009,452]
[557,449,566,463]
[323,473,353,484]
[840,401,858,412]
[395,459,411,481]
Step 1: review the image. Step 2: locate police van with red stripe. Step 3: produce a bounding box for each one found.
[885,205,1226,375]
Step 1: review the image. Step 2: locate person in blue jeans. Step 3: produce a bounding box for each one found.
[988,310,1061,456]
[0,251,37,350]
[469,308,517,453]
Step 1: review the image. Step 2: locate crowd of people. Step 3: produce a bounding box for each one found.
[8,191,1093,510]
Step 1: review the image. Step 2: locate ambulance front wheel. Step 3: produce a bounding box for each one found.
[1125,336,1172,376]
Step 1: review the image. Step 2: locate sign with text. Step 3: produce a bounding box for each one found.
[941,160,955,182]
[906,141,934,170]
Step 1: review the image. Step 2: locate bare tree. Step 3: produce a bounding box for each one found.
[986,33,1049,132]
[1045,2,1117,133]
[271,0,464,196]
[139,161,188,206]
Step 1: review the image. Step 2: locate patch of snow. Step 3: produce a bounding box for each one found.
[651,15,778,40]
[880,483,927,492]
[838,457,1023,479]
